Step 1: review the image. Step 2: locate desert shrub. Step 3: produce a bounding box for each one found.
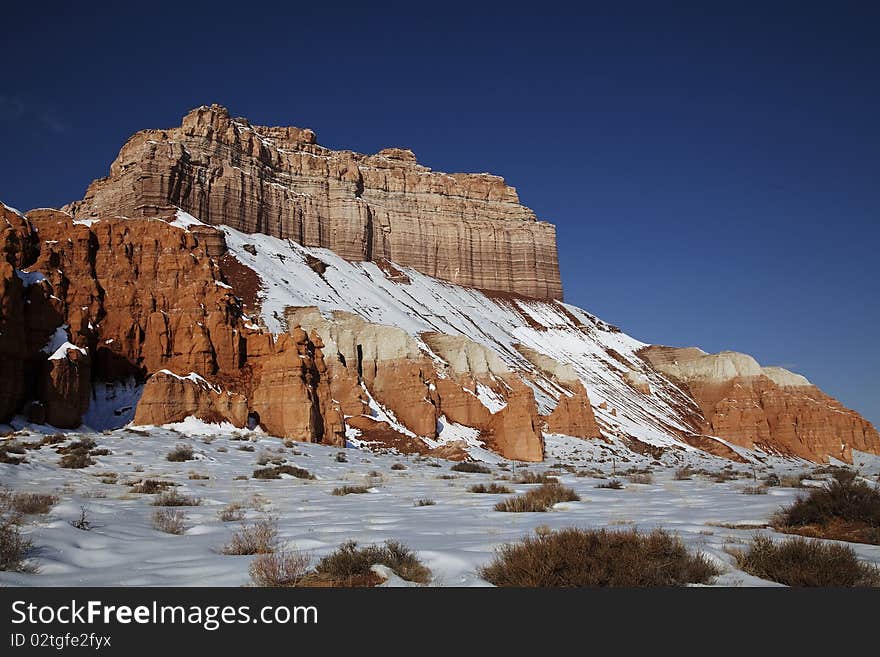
[481,527,719,587]
[414,498,436,507]
[253,465,315,480]
[152,491,201,507]
[712,471,739,483]
[152,508,187,535]
[332,485,370,496]
[513,471,558,484]
[469,483,513,494]
[250,548,312,587]
[595,479,623,490]
[763,473,781,487]
[451,462,491,474]
[238,444,255,452]
[774,474,880,544]
[742,485,768,495]
[0,512,33,572]
[0,441,27,465]
[188,472,209,480]
[733,535,880,587]
[390,463,407,471]
[312,540,430,585]
[69,506,91,531]
[494,483,579,512]
[674,467,693,481]
[335,451,348,463]
[166,444,194,462]
[56,437,96,454]
[218,503,246,522]
[59,451,94,469]
[222,517,279,555]
[130,479,175,494]
[89,448,112,456]
[627,473,654,485]
[7,492,58,515]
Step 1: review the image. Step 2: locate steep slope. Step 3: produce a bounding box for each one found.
[63,104,562,300]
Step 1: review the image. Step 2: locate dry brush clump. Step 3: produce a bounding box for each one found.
[513,471,559,484]
[494,483,580,513]
[222,517,279,555]
[469,483,512,494]
[0,494,34,572]
[129,479,175,494]
[3,491,58,515]
[152,491,202,507]
[308,540,430,586]
[151,508,187,535]
[332,485,370,496]
[166,444,195,462]
[773,471,880,545]
[451,461,491,474]
[253,465,315,480]
[217,502,246,522]
[595,479,623,490]
[481,527,719,587]
[732,535,880,587]
[250,548,312,587]
[627,473,654,485]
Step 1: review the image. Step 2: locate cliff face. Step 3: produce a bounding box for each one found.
[64,104,563,301]
[640,346,880,463]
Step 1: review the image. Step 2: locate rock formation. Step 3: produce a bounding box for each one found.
[640,346,880,462]
[64,104,563,300]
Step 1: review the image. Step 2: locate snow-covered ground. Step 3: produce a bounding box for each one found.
[2,422,878,587]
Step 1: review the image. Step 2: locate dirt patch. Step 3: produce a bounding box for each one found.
[219,253,262,312]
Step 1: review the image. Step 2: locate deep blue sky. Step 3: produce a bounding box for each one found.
[2,2,878,426]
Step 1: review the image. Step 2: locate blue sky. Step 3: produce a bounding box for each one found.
[2,2,877,425]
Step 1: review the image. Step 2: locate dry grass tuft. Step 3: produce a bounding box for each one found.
[250,548,312,587]
[152,491,202,507]
[332,485,370,496]
[222,517,279,555]
[469,483,513,494]
[166,444,195,462]
[494,483,580,512]
[309,540,430,586]
[253,465,315,480]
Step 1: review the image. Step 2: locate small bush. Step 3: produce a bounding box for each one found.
[218,503,246,522]
[152,491,201,507]
[312,540,430,586]
[222,517,279,555]
[166,444,195,462]
[188,472,209,480]
[494,483,580,512]
[335,451,348,463]
[469,483,513,494]
[742,485,768,495]
[9,492,58,515]
[130,479,175,494]
[627,473,654,485]
[59,451,94,469]
[332,486,370,496]
[514,471,558,484]
[253,465,315,480]
[451,462,491,474]
[733,535,880,587]
[238,444,255,452]
[390,463,407,471]
[596,479,623,490]
[414,498,436,507]
[250,548,312,587]
[674,467,693,481]
[481,527,719,586]
[152,509,187,535]
[774,474,880,544]
[69,506,91,531]
[0,514,33,572]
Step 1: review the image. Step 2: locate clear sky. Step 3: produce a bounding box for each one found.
[2,2,877,426]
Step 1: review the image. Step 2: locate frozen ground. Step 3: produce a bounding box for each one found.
[2,422,879,587]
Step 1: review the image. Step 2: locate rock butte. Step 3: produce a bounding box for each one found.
[0,105,877,464]
[64,104,563,301]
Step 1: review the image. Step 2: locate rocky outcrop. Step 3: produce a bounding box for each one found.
[63,104,563,300]
[640,346,880,462]
[133,370,248,427]
[42,345,91,428]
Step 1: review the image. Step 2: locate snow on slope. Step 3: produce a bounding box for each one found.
[209,219,706,451]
